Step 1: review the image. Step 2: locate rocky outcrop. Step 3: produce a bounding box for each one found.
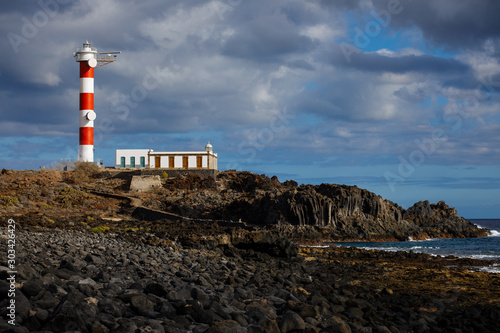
[156,171,488,241]
[404,200,483,238]
[0,169,487,241]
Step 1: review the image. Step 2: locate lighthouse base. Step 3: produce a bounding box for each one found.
[78,145,94,162]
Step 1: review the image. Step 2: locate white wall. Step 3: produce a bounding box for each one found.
[161,156,169,168]
[174,156,182,168]
[188,156,197,168]
[115,149,151,168]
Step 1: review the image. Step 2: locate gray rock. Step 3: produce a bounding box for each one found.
[280,311,306,333]
[130,294,156,316]
[15,291,31,323]
[323,316,352,333]
[21,279,43,297]
[78,277,97,286]
[34,309,49,323]
[35,291,59,310]
[191,286,209,301]
[98,298,126,317]
[145,282,168,298]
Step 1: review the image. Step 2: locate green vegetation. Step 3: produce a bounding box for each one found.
[41,203,53,210]
[161,171,169,179]
[91,225,110,233]
[58,186,88,208]
[0,195,18,207]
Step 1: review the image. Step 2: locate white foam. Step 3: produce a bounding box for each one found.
[469,254,500,260]
[299,244,330,248]
[488,230,500,237]
[474,223,500,237]
[475,264,500,274]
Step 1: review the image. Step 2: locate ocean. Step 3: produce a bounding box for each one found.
[333,219,500,273]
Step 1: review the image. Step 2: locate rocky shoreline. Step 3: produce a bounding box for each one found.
[1,168,498,332]
[1,225,499,333]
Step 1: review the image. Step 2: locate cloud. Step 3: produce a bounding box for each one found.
[222,14,317,62]
[0,0,499,173]
[345,52,471,74]
[372,0,500,50]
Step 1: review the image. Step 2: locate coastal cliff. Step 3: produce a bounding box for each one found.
[156,171,487,241]
[0,168,487,241]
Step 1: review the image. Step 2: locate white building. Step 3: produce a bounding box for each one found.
[115,149,152,168]
[115,143,217,170]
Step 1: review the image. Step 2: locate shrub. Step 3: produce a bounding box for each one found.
[58,186,87,207]
[72,162,100,184]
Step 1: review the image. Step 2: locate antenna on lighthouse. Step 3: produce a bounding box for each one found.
[73,41,120,163]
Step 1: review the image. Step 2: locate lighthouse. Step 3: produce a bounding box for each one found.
[73,41,119,162]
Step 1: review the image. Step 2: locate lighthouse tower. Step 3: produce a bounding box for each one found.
[73,41,119,162]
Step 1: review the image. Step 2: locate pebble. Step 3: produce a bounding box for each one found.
[0,229,496,332]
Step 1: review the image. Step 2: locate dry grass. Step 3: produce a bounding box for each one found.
[72,162,101,184]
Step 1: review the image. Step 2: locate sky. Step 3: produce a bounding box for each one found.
[1,0,499,218]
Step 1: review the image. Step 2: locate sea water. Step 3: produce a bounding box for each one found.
[333,219,500,273]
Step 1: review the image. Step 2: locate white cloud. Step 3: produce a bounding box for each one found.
[300,24,339,41]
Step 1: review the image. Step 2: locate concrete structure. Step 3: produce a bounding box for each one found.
[115,143,217,171]
[129,175,162,192]
[74,41,119,162]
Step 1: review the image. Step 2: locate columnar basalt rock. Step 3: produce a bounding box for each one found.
[170,172,486,240]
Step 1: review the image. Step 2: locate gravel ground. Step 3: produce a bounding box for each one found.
[0,228,499,333]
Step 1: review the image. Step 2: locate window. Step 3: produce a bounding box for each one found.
[120,156,125,168]
[140,156,145,168]
[130,156,135,168]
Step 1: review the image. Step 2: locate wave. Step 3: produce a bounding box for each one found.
[474,223,500,237]
[408,237,438,242]
[410,246,439,250]
[488,230,500,237]
[476,264,500,274]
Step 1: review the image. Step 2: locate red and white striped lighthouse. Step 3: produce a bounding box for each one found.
[73,41,119,162]
[74,41,97,162]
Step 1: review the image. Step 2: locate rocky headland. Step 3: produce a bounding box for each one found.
[0,168,498,332]
[144,170,488,241]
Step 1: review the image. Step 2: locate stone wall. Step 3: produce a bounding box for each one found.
[140,169,218,179]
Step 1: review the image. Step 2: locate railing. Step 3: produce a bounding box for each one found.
[95,55,117,68]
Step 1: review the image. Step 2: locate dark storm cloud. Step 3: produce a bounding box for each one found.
[369,0,500,50]
[222,14,317,61]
